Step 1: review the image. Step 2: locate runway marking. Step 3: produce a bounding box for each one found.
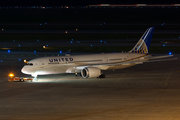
[116,73,127,83]
[116,82,180,85]
[164,70,173,85]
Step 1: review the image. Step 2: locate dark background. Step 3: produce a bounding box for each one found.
[0,0,180,53]
[0,0,180,6]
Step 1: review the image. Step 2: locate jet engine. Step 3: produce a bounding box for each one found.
[81,67,101,78]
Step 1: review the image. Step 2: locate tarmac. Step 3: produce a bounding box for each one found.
[0,52,180,120]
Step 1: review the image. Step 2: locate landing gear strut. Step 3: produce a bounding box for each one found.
[75,73,82,77]
[99,74,106,78]
[32,74,37,81]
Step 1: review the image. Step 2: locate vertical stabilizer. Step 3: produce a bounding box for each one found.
[130,27,154,54]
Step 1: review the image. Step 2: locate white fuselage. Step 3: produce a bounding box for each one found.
[21,52,148,77]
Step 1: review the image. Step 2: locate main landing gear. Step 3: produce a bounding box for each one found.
[98,74,106,78]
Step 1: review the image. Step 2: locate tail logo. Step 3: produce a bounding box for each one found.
[131,39,148,53]
[130,27,154,54]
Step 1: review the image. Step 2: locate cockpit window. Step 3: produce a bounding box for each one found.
[25,63,33,66]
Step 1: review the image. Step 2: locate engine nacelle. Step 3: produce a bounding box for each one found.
[81,67,101,78]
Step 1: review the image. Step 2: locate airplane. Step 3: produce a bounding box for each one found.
[21,27,174,79]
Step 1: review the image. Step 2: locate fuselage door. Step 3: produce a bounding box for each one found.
[104,57,109,63]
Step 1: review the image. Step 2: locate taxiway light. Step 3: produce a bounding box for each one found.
[2,28,4,31]
[8,50,10,53]
[169,52,172,55]
[65,31,68,33]
[76,29,78,31]
[43,46,46,48]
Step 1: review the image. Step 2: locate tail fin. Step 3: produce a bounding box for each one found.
[129,27,154,54]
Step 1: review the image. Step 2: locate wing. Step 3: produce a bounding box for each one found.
[66,55,177,73]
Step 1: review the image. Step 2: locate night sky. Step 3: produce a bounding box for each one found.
[0,0,180,6]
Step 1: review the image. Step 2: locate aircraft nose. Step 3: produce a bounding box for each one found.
[21,66,27,74]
